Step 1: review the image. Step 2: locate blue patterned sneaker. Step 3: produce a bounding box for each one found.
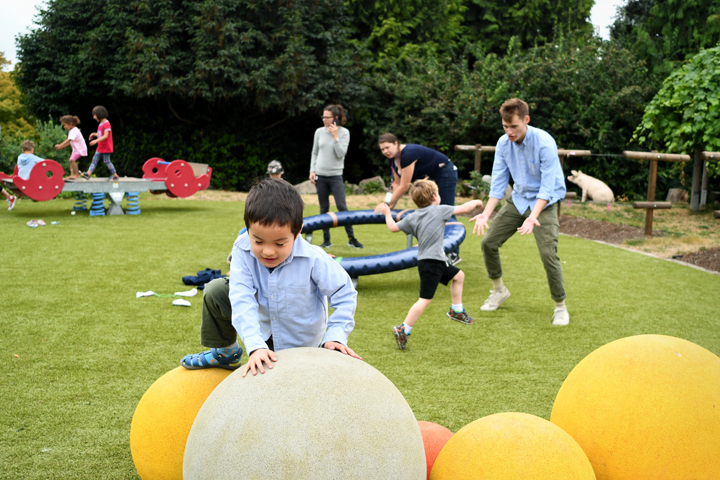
[180,346,242,370]
[447,308,474,325]
[393,324,408,350]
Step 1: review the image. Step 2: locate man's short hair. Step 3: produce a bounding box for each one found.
[21,140,35,152]
[244,178,304,236]
[409,178,438,208]
[499,98,529,122]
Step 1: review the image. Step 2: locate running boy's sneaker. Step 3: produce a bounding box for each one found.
[7,195,16,210]
[348,238,364,249]
[480,288,511,311]
[392,324,408,350]
[551,308,570,326]
[447,252,461,266]
[447,309,474,324]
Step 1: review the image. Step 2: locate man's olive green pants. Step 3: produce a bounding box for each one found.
[481,198,566,302]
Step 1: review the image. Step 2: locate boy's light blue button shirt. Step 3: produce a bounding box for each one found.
[229,231,357,354]
[489,125,566,214]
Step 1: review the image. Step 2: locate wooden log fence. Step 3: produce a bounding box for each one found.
[623,151,692,237]
[454,144,716,233]
[700,152,720,219]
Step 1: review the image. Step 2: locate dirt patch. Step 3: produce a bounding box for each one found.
[671,248,720,273]
[559,216,664,244]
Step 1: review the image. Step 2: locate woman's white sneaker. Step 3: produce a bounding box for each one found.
[480,288,511,311]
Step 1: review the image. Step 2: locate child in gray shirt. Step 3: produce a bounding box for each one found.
[380,178,483,350]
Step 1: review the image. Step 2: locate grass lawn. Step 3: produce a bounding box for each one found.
[1,194,719,479]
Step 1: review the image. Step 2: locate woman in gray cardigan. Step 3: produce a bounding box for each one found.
[309,104,363,249]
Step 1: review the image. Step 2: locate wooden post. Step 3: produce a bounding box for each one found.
[474,144,482,173]
[691,149,703,211]
[645,159,658,237]
[700,160,709,206]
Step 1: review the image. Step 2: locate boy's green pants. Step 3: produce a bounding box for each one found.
[481,198,566,302]
[200,277,237,348]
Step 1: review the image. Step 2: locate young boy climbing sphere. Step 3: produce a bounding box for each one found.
[180,178,361,375]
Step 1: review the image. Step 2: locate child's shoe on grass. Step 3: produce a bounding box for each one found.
[447,308,474,324]
[392,324,408,350]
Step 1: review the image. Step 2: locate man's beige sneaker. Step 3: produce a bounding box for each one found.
[552,308,570,326]
[480,288,511,311]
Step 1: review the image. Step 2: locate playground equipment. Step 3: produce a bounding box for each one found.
[430,412,594,480]
[551,335,720,480]
[301,210,466,285]
[418,421,453,479]
[131,367,232,480]
[0,157,212,215]
[183,348,426,479]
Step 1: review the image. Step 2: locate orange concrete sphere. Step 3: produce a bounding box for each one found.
[130,367,232,480]
[418,421,453,479]
[429,412,595,480]
[551,334,720,480]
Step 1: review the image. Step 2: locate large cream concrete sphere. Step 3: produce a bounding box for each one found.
[130,367,232,479]
[183,347,426,479]
[551,334,720,480]
[429,412,595,480]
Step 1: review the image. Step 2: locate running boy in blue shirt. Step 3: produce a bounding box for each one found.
[380,179,483,350]
[181,178,361,375]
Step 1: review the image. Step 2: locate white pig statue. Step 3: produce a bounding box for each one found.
[567,170,614,203]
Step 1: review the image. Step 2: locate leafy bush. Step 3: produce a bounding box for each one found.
[0,117,67,174]
[634,46,720,180]
[361,180,385,194]
[359,32,662,199]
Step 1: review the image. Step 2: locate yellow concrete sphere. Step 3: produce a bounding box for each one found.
[130,367,232,480]
[551,334,720,480]
[429,412,595,480]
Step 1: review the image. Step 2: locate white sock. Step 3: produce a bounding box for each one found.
[491,278,505,292]
[451,304,464,312]
[403,323,412,335]
[555,300,566,310]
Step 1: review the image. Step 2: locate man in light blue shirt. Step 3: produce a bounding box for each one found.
[180,179,361,374]
[470,98,569,326]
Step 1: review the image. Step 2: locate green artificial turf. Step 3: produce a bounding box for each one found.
[1,195,719,479]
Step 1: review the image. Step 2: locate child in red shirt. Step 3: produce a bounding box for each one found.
[83,105,120,180]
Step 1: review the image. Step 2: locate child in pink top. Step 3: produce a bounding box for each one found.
[83,105,119,180]
[54,115,87,179]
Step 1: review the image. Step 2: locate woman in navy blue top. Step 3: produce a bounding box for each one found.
[374,133,458,212]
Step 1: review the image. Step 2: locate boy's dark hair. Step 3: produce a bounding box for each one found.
[92,105,109,119]
[499,98,529,122]
[244,178,304,236]
[60,115,80,126]
[21,140,35,152]
[409,178,438,208]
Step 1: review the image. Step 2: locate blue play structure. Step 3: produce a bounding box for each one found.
[301,209,466,279]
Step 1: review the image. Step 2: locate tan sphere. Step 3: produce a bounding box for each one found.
[184,347,426,479]
[551,334,720,479]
